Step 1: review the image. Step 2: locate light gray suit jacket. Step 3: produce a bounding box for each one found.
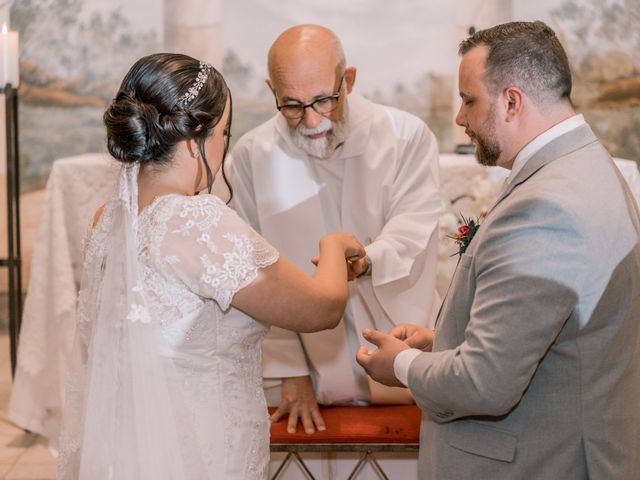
[409,124,640,479]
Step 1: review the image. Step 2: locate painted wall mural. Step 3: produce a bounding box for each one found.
[11,0,640,192]
[12,0,161,190]
[550,0,640,161]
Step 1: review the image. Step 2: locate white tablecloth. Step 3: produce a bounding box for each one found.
[8,152,640,446]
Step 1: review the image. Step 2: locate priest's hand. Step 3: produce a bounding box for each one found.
[348,254,371,281]
[270,375,326,434]
[389,323,434,352]
[356,328,409,388]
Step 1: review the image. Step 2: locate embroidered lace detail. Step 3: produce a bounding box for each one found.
[199,232,258,310]
[58,189,277,479]
[127,303,151,323]
[161,195,279,311]
[137,194,275,477]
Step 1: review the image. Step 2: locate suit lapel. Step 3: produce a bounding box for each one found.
[434,124,599,332]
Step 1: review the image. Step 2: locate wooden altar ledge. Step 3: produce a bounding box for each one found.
[269,404,421,480]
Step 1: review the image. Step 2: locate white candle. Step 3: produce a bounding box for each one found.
[0,24,19,87]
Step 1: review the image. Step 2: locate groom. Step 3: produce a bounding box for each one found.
[357,21,640,479]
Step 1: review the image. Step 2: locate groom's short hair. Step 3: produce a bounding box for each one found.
[459,21,573,108]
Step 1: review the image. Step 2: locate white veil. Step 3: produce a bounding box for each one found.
[57,164,208,479]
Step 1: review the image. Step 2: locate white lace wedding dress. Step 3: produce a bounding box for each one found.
[57,165,278,479]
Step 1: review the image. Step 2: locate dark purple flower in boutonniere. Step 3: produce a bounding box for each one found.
[448,214,481,257]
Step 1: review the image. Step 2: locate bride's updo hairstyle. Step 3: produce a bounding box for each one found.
[104,52,232,195]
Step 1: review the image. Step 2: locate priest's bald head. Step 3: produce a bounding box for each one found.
[266,25,357,159]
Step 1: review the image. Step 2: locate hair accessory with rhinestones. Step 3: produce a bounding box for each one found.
[177,61,212,107]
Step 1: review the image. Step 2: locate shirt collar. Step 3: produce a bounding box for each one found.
[507,114,586,184]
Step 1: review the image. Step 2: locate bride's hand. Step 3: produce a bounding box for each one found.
[322,232,365,260]
[332,232,369,280]
[314,233,366,280]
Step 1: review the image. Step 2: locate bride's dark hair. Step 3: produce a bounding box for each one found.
[104,52,233,197]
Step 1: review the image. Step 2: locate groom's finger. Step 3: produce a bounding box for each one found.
[356,345,371,369]
[388,324,408,340]
[362,328,384,347]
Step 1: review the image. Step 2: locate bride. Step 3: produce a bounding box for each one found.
[56,52,365,480]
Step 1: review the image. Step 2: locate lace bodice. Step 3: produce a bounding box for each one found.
[140,194,278,478]
[58,190,279,480]
[140,193,279,312]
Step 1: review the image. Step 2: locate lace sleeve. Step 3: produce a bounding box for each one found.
[159,195,279,310]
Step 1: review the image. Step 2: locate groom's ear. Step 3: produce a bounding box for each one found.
[503,86,524,122]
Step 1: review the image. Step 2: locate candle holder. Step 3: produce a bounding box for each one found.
[0,83,22,378]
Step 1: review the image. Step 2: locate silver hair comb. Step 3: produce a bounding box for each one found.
[177,61,213,107]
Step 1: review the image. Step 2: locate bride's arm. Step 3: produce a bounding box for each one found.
[160,196,364,333]
[232,232,363,332]
[91,205,106,228]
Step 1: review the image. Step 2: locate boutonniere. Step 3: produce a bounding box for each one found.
[448,214,481,256]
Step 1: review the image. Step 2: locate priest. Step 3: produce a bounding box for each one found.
[226,24,441,477]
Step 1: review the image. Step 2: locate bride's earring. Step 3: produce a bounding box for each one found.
[193,150,200,159]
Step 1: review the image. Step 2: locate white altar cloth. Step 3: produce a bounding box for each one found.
[8,152,640,447]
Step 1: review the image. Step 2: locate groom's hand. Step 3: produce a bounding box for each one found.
[270,376,326,434]
[357,328,409,387]
[389,323,434,352]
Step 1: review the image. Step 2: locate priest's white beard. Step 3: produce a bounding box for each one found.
[290,104,349,159]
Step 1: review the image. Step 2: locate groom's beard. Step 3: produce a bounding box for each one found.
[468,104,502,167]
[472,129,502,167]
[290,104,349,159]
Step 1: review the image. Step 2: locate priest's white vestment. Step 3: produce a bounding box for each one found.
[227,93,441,406]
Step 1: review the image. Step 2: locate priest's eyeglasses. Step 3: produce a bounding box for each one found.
[275,73,345,120]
